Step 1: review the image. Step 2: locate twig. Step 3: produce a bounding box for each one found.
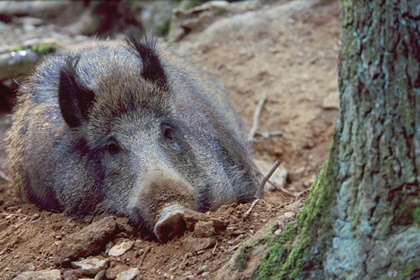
[255,159,281,198]
[255,130,290,139]
[248,92,267,142]
[0,213,30,218]
[244,199,259,218]
[0,171,11,182]
[138,247,151,267]
[245,197,271,218]
[212,240,218,255]
[228,243,241,253]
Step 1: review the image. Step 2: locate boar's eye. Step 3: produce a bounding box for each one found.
[161,123,175,141]
[106,140,120,155]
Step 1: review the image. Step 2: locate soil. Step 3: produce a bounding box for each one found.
[0,1,340,279]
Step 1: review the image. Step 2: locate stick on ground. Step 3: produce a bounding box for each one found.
[248,92,267,142]
[255,159,281,199]
[138,247,151,267]
[244,199,260,218]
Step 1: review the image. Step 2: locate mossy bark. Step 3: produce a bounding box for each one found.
[255,0,419,279]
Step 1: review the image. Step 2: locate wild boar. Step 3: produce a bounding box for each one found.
[6,35,259,241]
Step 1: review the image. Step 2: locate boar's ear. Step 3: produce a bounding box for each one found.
[126,34,168,90]
[58,56,95,129]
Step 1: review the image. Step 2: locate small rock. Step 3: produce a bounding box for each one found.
[108,240,134,257]
[283,212,294,218]
[13,269,61,280]
[198,265,208,274]
[62,269,83,280]
[193,221,215,237]
[22,263,35,272]
[54,216,117,263]
[105,264,130,279]
[182,237,216,252]
[322,92,339,109]
[71,258,108,275]
[202,271,210,277]
[115,268,140,280]
[182,271,193,277]
[94,270,105,280]
[105,241,114,255]
[274,228,282,235]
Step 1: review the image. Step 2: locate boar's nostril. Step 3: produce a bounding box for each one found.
[154,204,187,243]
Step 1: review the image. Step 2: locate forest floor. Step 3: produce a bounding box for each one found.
[0,0,340,279]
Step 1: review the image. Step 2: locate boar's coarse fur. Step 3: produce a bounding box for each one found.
[6,36,259,237]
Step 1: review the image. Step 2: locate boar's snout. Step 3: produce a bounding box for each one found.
[154,204,187,242]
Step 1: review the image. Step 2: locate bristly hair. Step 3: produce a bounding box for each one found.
[125,33,168,91]
[58,55,95,129]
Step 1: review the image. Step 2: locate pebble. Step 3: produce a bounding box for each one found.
[115,268,140,280]
[181,237,216,252]
[198,265,208,274]
[182,271,193,277]
[193,221,215,237]
[283,212,294,218]
[62,269,82,279]
[22,263,35,272]
[94,270,105,280]
[202,271,210,277]
[71,258,108,275]
[108,240,134,257]
[13,269,61,280]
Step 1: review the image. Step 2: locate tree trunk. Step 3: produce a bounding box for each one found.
[321,0,419,278]
[219,1,419,279]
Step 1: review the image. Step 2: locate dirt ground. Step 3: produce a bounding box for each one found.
[0,1,340,279]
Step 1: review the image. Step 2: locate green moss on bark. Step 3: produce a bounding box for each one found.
[12,43,56,56]
[255,152,338,279]
[31,44,56,56]
[234,245,254,272]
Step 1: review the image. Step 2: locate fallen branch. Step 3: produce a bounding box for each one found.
[0,213,30,218]
[228,243,241,253]
[244,199,259,218]
[255,130,290,139]
[255,159,281,199]
[212,240,218,255]
[138,247,151,267]
[248,92,267,142]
